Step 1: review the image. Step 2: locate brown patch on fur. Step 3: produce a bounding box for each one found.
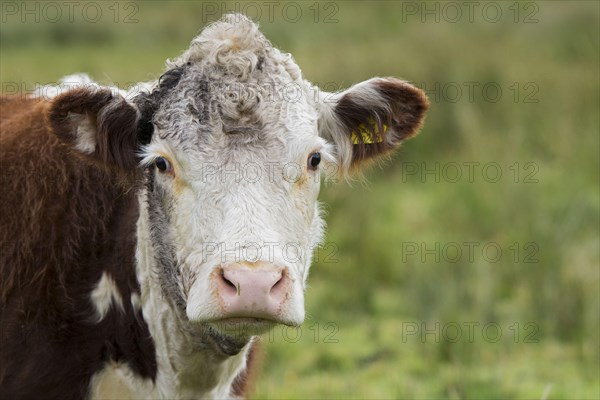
[335,78,429,169]
[0,95,156,398]
[46,87,141,176]
[231,340,263,398]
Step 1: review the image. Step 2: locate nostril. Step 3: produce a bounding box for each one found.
[271,274,283,290]
[218,269,239,296]
[220,269,235,287]
[269,270,288,298]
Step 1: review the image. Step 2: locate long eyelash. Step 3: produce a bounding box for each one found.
[318,143,336,164]
[138,144,173,168]
[138,152,161,168]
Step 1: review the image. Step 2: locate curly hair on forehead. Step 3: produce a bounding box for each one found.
[134,66,187,145]
[168,14,269,77]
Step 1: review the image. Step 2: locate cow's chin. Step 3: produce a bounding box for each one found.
[210,317,277,336]
[203,318,278,356]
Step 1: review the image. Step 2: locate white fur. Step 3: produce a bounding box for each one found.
[68,112,97,154]
[32,74,100,99]
[90,272,124,322]
[130,293,141,312]
[90,363,138,399]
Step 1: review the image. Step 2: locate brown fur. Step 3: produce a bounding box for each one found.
[0,95,156,399]
[46,88,141,174]
[335,78,430,167]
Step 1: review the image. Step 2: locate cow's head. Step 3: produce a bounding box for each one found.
[47,14,428,353]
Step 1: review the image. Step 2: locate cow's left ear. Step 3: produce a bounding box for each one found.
[46,87,141,171]
[317,77,429,176]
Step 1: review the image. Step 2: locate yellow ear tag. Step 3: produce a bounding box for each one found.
[351,118,387,144]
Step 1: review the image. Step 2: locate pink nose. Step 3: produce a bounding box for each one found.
[215,264,290,320]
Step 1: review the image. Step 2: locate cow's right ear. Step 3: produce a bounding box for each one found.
[46,87,141,171]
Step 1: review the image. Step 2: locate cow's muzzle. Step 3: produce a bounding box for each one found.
[214,263,291,321]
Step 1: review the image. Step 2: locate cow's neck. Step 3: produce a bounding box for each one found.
[133,186,250,398]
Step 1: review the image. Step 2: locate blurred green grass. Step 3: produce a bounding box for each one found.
[1,1,598,398]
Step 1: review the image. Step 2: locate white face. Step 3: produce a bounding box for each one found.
[139,63,330,333]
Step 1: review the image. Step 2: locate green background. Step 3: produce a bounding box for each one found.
[1,1,598,398]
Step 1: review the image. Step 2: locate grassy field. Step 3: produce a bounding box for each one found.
[1,1,598,398]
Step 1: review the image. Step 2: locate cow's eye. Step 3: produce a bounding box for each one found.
[155,157,171,173]
[308,152,321,170]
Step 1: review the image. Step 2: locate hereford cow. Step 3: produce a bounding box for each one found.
[0,14,428,399]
